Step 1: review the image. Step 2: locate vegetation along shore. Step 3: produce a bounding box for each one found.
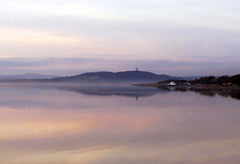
[136,74,240,92]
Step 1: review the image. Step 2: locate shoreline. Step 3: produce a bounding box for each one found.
[135,83,240,100]
[135,83,240,91]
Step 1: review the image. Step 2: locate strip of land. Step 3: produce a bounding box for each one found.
[135,74,240,92]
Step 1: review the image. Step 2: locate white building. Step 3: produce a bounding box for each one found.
[168,81,176,86]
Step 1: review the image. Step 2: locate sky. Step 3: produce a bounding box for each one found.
[0,0,239,76]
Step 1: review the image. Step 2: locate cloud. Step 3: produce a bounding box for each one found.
[0,0,239,73]
[0,58,239,76]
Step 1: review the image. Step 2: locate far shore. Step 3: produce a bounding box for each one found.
[135,83,240,92]
[134,82,240,100]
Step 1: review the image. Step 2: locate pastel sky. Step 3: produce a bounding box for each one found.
[0,0,239,76]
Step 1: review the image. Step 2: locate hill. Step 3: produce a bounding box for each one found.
[53,71,182,83]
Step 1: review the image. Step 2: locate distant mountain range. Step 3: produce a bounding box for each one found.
[0,73,56,80]
[0,71,200,82]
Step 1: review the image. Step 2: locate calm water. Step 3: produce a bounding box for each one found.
[0,83,240,164]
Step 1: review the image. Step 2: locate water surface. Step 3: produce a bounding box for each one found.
[0,83,240,164]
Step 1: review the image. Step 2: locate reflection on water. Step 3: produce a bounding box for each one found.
[156,86,240,100]
[0,83,240,164]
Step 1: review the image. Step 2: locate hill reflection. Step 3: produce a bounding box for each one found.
[55,85,160,99]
